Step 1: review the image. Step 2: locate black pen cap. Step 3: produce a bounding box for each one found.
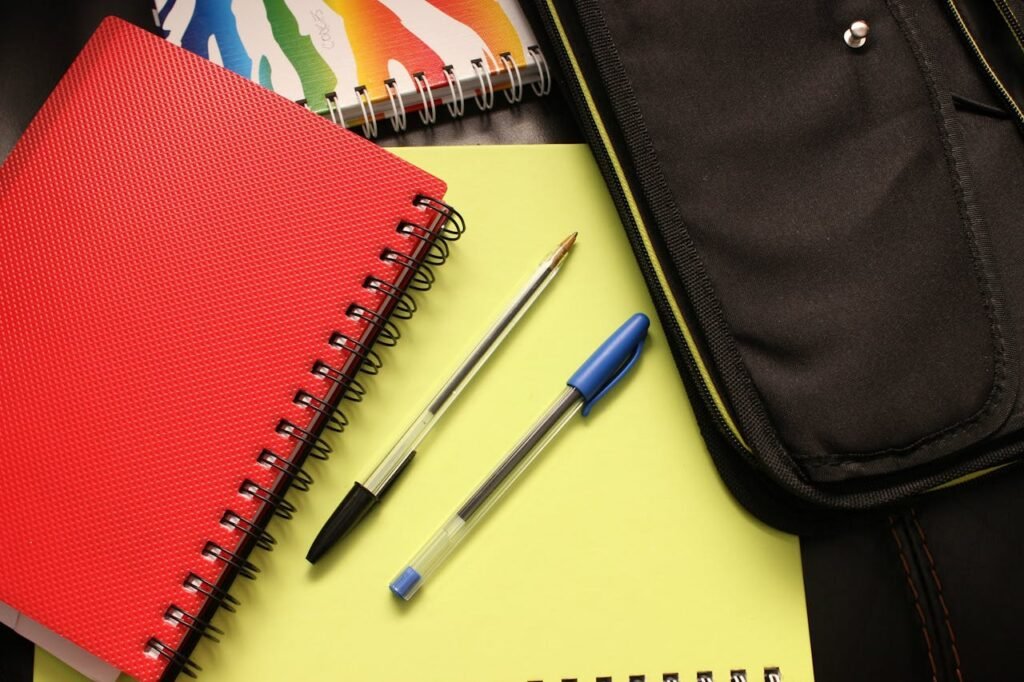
[306,483,378,564]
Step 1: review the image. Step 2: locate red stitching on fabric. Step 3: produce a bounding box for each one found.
[889,516,939,682]
[911,509,965,682]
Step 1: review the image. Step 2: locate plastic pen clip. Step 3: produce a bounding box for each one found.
[566,312,649,416]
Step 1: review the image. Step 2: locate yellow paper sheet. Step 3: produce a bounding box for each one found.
[37,144,813,682]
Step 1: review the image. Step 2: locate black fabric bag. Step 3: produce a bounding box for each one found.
[525,0,1024,531]
[523,2,1024,680]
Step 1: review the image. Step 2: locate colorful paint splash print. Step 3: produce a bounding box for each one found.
[157,0,544,123]
[426,0,525,66]
[263,0,338,110]
[324,0,445,101]
[180,0,253,77]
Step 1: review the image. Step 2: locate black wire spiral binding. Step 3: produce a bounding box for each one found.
[559,671,781,682]
[364,276,418,319]
[183,573,239,613]
[257,448,314,492]
[146,638,201,679]
[414,195,466,240]
[397,221,450,266]
[276,419,333,459]
[294,390,349,432]
[164,606,224,642]
[201,542,261,580]
[381,248,435,291]
[150,196,462,681]
[221,510,276,551]
[346,304,401,346]
[311,360,367,400]
[239,479,297,520]
[328,332,383,375]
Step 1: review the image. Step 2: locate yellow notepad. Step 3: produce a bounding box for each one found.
[36,144,813,682]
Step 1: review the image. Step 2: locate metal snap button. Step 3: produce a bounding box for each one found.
[844,20,869,48]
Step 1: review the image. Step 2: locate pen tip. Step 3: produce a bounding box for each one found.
[305,542,326,565]
[551,232,577,267]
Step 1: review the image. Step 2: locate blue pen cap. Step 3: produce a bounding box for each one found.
[567,313,650,416]
[390,566,422,600]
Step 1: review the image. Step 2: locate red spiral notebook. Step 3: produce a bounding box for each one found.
[0,17,460,682]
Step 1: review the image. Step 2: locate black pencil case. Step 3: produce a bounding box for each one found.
[526,0,1024,531]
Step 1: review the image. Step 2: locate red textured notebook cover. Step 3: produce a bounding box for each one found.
[0,17,449,682]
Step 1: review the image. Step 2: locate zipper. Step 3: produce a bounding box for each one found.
[538,0,749,452]
[992,0,1024,56]
[946,0,1024,127]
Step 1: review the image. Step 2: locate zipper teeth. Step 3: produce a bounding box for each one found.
[992,0,1024,54]
[947,0,1024,126]
[539,0,749,452]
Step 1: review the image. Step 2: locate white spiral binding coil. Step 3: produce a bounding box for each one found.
[500,52,524,103]
[383,78,408,132]
[413,72,438,125]
[443,64,467,118]
[354,85,379,138]
[298,45,551,138]
[470,57,496,111]
[324,92,340,125]
[528,45,552,96]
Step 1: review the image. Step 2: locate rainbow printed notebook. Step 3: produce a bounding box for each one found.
[155,0,551,137]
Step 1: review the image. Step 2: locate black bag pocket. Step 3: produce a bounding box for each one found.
[530,0,1024,519]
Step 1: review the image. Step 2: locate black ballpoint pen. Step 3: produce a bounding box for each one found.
[306,233,577,563]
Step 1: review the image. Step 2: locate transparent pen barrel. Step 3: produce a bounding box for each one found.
[423,262,562,418]
[367,262,562,495]
[410,517,466,579]
[391,388,581,599]
[455,387,581,525]
[364,411,432,493]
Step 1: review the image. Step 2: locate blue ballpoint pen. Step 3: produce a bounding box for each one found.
[390,312,651,600]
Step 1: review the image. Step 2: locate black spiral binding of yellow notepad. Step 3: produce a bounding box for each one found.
[529,668,783,682]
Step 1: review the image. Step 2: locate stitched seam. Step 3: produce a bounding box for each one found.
[886,0,1008,442]
[911,509,965,682]
[794,0,1010,471]
[890,516,939,682]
